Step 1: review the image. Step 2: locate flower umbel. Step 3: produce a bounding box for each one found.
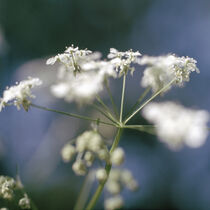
[108,48,141,76]
[140,54,199,93]
[0,77,42,112]
[142,101,209,149]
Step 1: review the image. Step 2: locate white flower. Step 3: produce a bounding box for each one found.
[108,48,141,76]
[61,144,76,162]
[106,180,121,195]
[140,54,199,93]
[51,70,104,105]
[72,160,87,176]
[0,77,42,111]
[142,102,209,149]
[18,193,30,209]
[84,151,95,167]
[104,195,124,210]
[110,147,125,166]
[96,168,107,183]
[0,176,16,200]
[46,45,92,74]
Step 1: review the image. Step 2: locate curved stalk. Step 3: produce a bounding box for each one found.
[85,128,123,210]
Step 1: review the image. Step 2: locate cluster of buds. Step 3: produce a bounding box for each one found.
[0,176,16,200]
[61,130,110,176]
[104,168,138,210]
[0,176,31,209]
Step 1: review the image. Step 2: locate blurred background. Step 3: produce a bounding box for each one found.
[0,0,210,209]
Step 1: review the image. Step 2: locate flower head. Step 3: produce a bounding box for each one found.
[140,54,199,93]
[142,101,209,149]
[46,45,92,75]
[108,48,141,76]
[0,77,42,111]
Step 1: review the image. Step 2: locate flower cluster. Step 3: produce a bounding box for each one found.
[140,54,199,93]
[61,130,110,175]
[0,176,16,200]
[18,193,31,209]
[104,168,138,210]
[49,46,118,105]
[0,77,42,112]
[0,176,31,209]
[46,45,92,75]
[108,48,141,76]
[142,101,209,149]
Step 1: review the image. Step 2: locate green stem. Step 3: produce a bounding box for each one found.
[124,79,176,124]
[104,78,119,118]
[125,87,151,119]
[92,104,118,125]
[30,103,116,127]
[123,124,156,135]
[120,74,126,123]
[85,128,123,210]
[74,170,95,210]
[96,96,117,123]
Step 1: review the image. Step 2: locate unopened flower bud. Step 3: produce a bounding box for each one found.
[106,181,121,195]
[84,151,94,167]
[111,147,125,166]
[72,160,87,176]
[97,149,110,161]
[61,144,76,162]
[104,195,124,210]
[96,169,107,183]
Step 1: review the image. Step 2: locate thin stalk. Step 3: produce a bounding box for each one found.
[124,79,176,124]
[30,103,116,127]
[120,74,126,123]
[104,78,119,118]
[74,170,95,210]
[85,128,123,210]
[123,125,156,135]
[92,104,118,125]
[125,87,151,119]
[96,96,117,123]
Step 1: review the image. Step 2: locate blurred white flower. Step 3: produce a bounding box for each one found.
[142,102,209,149]
[51,58,116,105]
[0,176,16,200]
[140,54,199,92]
[18,193,31,209]
[110,147,125,166]
[96,168,107,183]
[0,77,42,111]
[72,160,87,176]
[61,144,76,163]
[104,195,124,210]
[108,48,141,76]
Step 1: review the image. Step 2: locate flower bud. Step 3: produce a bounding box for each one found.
[72,160,87,176]
[96,169,107,183]
[110,147,125,166]
[61,144,76,162]
[104,195,124,210]
[84,151,94,167]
